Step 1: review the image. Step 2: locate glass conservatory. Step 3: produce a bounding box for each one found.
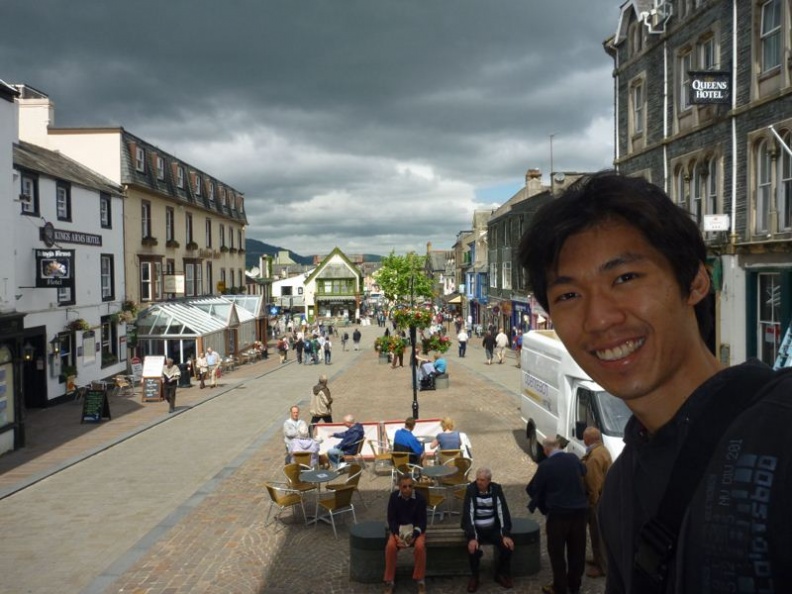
[135,296,260,364]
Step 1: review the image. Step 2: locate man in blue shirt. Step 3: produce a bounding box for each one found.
[433,353,447,374]
[392,417,424,465]
[327,414,364,468]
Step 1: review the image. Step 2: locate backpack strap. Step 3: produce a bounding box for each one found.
[631,364,780,594]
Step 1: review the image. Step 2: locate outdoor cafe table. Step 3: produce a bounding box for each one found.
[420,464,456,483]
[300,468,340,525]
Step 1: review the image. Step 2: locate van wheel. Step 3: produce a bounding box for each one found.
[527,425,545,463]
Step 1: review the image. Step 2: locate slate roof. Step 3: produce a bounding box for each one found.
[14,141,123,196]
[120,130,248,225]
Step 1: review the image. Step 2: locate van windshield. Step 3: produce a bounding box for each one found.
[595,391,632,437]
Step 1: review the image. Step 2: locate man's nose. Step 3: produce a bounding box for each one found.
[581,291,625,333]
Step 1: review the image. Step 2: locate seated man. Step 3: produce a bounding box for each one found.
[326,414,364,468]
[383,475,428,594]
[282,405,308,464]
[392,417,425,465]
[463,467,515,592]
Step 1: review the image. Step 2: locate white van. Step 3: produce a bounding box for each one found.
[520,330,631,462]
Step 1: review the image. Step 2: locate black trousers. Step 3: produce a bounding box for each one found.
[545,509,587,594]
[469,527,512,577]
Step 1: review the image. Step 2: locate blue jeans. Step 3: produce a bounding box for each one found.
[327,447,345,467]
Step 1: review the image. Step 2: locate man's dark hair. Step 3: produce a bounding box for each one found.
[517,170,712,339]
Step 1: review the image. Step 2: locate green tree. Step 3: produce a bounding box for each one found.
[374,251,434,305]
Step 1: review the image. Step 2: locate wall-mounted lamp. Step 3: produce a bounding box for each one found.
[50,336,62,355]
[22,342,35,362]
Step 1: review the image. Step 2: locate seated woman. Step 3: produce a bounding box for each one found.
[423,417,462,464]
[289,425,328,468]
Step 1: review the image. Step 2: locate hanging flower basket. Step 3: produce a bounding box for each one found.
[374,336,390,353]
[421,333,451,354]
[391,307,433,329]
[67,318,91,332]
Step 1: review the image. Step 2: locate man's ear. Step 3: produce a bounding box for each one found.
[687,263,710,305]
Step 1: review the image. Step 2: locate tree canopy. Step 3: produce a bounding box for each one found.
[374,251,434,305]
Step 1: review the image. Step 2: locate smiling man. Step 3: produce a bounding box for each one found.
[518,171,792,593]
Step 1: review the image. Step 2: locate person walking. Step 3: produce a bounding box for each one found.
[494,328,509,364]
[482,331,496,365]
[294,335,304,364]
[195,352,208,389]
[205,347,220,388]
[457,327,469,358]
[462,467,515,592]
[161,358,181,413]
[341,331,349,351]
[309,374,333,427]
[383,474,428,594]
[526,437,589,594]
[323,337,332,364]
[352,328,362,350]
[580,427,612,579]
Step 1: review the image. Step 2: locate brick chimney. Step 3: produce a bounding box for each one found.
[525,169,544,198]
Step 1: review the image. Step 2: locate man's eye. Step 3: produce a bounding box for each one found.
[614,272,640,284]
[553,292,577,303]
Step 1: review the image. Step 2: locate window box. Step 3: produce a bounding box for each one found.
[229,247,238,254]
[186,241,199,251]
[101,353,118,367]
[166,239,180,249]
[238,248,245,254]
[220,245,229,253]
[141,236,158,247]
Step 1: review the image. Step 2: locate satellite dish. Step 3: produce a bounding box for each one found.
[553,172,566,183]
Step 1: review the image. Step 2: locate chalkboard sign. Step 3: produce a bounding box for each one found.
[81,389,111,423]
[142,377,162,402]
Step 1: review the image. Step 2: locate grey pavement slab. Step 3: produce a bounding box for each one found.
[0,324,607,594]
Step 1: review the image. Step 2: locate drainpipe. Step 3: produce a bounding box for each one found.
[729,0,738,248]
[663,39,669,192]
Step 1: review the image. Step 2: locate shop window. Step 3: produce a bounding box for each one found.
[100,315,118,368]
[757,272,782,366]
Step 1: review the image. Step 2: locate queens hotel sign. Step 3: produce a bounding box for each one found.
[689,71,731,105]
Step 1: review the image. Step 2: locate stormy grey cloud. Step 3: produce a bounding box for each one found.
[1,0,619,256]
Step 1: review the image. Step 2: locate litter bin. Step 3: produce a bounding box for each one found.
[178,363,192,387]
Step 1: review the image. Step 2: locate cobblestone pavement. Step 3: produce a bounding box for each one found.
[0,324,607,594]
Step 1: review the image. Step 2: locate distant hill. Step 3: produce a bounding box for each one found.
[245,238,383,269]
[245,238,313,268]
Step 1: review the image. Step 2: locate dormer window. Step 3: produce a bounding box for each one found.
[156,156,165,180]
[135,147,145,172]
[195,176,202,196]
[177,166,185,189]
[208,182,214,201]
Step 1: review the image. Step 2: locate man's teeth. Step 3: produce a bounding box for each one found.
[596,339,644,361]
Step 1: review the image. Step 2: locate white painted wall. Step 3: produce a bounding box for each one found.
[14,171,127,400]
[0,91,18,314]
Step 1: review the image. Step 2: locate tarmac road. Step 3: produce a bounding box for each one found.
[0,323,607,594]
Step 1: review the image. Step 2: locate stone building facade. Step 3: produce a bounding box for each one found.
[606,0,792,365]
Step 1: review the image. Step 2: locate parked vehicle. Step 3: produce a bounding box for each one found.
[520,330,631,462]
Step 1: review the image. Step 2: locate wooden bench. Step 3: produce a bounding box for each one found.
[348,518,540,582]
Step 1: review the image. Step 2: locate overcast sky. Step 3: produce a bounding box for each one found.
[2,0,619,257]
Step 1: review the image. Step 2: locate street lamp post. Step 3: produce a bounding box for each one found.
[408,273,419,419]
